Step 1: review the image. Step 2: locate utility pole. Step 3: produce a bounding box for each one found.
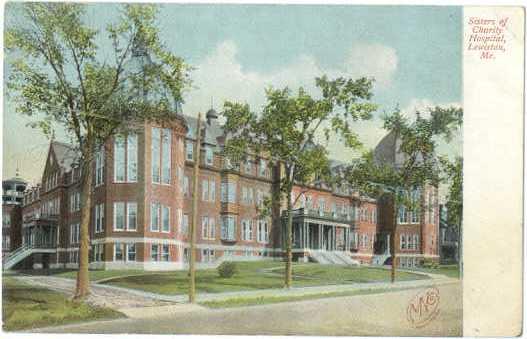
[189,112,202,303]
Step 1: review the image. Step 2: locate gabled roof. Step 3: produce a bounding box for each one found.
[50,141,80,171]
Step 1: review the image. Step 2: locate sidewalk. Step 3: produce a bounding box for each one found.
[14,270,457,307]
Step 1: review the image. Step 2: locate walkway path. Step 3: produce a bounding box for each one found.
[14,270,457,314]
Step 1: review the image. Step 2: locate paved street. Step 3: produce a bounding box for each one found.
[38,282,462,336]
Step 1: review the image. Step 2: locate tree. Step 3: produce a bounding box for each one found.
[222,76,377,287]
[6,3,191,299]
[440,156,463,268]
[345,106,462,282]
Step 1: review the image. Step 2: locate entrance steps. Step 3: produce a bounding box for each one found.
[309,250,360,266]
[3,245,33,270]
[372,254,391,266]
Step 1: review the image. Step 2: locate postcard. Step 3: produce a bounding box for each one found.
[1,2,523,338]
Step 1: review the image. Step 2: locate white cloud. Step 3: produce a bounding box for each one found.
[183,40,398,117]
[344,43,398,87]
[181,40,400,164]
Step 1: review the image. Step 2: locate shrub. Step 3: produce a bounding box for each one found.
[217,261,238,278]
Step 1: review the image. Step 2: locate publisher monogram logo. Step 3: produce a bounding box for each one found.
[406,287,440,328]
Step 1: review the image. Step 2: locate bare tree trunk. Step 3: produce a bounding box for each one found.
[74,150,94,300]
[391,195,398,283]
[284,188,293,288]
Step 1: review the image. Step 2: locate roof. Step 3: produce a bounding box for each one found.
[184,114,224,148]
[3,177,27,185]
[51,141,80,171]
[373,130,426,169]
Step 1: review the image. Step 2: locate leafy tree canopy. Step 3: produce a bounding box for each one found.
[6,3,192,154]
[222,76,377,197]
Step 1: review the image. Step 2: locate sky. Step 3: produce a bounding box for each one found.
[3,4,462,186]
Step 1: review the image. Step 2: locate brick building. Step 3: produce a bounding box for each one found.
[3,110,440,271]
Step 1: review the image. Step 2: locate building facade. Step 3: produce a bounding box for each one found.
[4,113,440,271]
[2,175,26,258]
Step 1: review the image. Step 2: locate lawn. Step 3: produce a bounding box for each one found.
[96,261,428,295]
[2,276,123,331]
[277,264,429,284]
[406,264,461,279]
[200,287,413,309]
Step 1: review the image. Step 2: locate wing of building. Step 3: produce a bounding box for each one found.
[3,115,440,271]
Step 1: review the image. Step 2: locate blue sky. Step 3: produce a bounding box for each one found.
[3,4,462,184]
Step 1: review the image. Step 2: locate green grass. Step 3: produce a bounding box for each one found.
[406,264,461,279]
[278,264,429,283]
[200,287,412,309]
[2,276,123,331]
[94,261,428,295]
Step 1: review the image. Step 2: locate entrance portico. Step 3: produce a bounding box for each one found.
[282,208,355,253]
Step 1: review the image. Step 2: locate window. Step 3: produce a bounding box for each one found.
[162,205,170,232]
[221,182,236,203]
[161,244,170,261]
[114,135,126,182]
[70,192,81,212]
[70,223,80,244]
[221,216,236,241]
[186,141,193,161]
[244,158,252,174]
[152,127,161,183]
[161,129,171,184]
[151,244,159,261]
[127,202,137,231]
[200,179,216,201]
[318,198,325,214]
[202,216,216,240]
[94,244,104,262]
[94,203,104,233]
[306,195,313,209]
[182,214,189,235]
[205,147,213,166]
[242,186,254,205]
[241,219,252,241]
[401,234,407,249]
[113,202,125,231]
[398,206,406,224]
[257,219,269,243]
[414,235,419,250]
[259,159,269,177]
[127,243,136,261]
[151,202,160,231]
[95,148,104,186]
[412,210,419,224]
[201,249,215,262]
[114,242,124,261]
[114,134,137,183]
[127,134,138,182]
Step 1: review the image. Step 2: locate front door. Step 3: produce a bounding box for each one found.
[323,227,330,250]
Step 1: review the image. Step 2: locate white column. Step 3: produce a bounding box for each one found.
[319,224,322,249]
